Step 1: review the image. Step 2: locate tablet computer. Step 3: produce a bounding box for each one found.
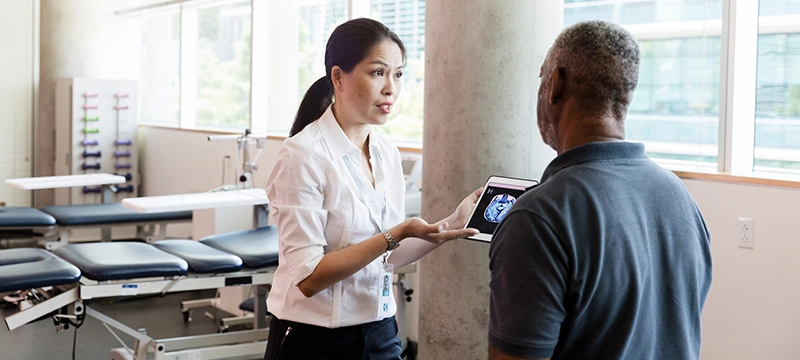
[465,175,538,242]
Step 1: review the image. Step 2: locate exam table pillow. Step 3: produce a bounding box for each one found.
[0,248,81,293]
[41,203,192,226]
[153,239,243,274]
[0,207,57,227]
[200,226,279,269]
[53,242,189,281]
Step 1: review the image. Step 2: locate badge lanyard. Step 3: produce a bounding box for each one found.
[343,151,395,318]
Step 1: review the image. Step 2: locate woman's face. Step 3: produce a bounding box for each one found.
[334,40,404,127]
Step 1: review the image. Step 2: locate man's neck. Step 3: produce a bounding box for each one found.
[555,108,625,155]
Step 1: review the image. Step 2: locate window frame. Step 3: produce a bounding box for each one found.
[131,0,800,184]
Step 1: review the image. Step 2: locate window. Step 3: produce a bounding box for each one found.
[568,0,800,177]
[269,0,426,145]
[369,0,426,145]
[193,1,252,129]
[754,1,800,173]
[139,9,180,126]
[565,0,723,170]
[136,0,252,131]
[264,0,349,134]
[133,0,427,143]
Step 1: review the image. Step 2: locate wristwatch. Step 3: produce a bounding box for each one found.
[383,229,400,251]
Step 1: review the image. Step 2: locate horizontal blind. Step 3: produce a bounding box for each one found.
[0,0,34,206]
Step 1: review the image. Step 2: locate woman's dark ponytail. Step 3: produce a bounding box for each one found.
[288,18,405,137]
[290,76,333,137]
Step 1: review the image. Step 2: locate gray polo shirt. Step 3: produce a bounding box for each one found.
[489,141,712,359]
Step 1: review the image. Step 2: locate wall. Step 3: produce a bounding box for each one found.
[37,0,140,207]
[687,179,800,359]
[136,126,282,238]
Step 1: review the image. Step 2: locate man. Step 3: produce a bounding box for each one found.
[488,20,712,360]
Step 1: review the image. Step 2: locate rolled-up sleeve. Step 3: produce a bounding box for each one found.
[266,143,329,286]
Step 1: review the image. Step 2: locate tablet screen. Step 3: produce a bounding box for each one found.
[465,176,537,242]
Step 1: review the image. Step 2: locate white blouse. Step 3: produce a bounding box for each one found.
[265,106,406,328]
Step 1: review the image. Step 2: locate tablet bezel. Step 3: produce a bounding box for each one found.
[465,175,538,242]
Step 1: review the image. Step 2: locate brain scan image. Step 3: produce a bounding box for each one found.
[484,193,516,223]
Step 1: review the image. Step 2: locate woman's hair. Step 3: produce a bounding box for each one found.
[289,18,406,137]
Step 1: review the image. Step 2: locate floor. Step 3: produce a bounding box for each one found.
[0,285,261,359]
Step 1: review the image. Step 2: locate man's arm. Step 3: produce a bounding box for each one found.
[488,208,568,360]
[488,344,550,360]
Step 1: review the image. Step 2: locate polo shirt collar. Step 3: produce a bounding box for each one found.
[541,141,647,183]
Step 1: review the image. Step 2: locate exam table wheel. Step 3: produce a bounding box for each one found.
[182,310,193,323]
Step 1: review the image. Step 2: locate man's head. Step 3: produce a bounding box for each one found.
[537,21,640,152]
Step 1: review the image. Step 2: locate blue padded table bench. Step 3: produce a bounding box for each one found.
[200,226,279,269]
[198,226,279,330]
[0,248,81,293]
[0,207,57,241]
[39,202,193,249]
[53,242,190,282]
[42,203,191,226]
[153,239,243,274]
[1,240,275,359]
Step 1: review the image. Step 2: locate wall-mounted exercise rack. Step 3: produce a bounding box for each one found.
[54,78,139,206]
[81,91,102,195]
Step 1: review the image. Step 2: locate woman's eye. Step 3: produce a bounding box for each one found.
[395,72,403,79]
[374,69,384,76]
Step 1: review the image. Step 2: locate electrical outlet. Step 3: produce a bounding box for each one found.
[738,217,754,249]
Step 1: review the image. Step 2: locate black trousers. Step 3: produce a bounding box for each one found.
[263,315,402,360]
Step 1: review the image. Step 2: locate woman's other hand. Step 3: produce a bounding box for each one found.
[446,187,483,230]
[397,217,479,245]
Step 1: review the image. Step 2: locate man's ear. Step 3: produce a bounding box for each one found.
[549,66,565,105]
[331,66,344,91]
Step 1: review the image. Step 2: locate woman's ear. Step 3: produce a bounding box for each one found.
[331,66,344,91]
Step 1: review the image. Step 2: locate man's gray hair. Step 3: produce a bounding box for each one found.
[544,20,640,121]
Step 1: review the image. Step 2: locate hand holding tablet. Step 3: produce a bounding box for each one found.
[465,175,539,242]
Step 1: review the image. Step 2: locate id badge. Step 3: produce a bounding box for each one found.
[377,263,394,318]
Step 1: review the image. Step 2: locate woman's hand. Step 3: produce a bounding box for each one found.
[445,187,483,230]
[397,217,478,245]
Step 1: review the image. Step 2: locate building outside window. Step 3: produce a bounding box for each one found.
[754,1,800,172]
[139,9,181,126]
[193,1,252,130]
[370,0,426,144]
[566,0,800,174]
[565,0,723,170]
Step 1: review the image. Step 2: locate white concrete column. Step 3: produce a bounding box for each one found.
[36,0,139,206]
[419,1,562,358]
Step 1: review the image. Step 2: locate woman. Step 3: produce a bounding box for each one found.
[264,18,480,360]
